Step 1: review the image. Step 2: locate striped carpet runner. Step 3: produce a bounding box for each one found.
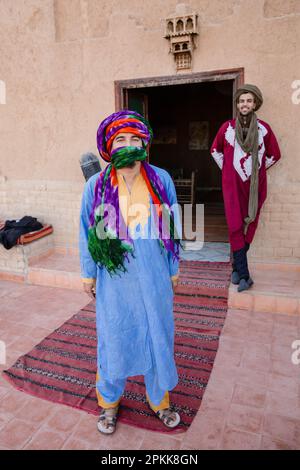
[3,261,231,433]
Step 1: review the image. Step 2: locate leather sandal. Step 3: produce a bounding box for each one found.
[155,408,180,428]
[97,406,119,435]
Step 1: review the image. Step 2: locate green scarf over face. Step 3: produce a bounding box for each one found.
[234,84,263,234]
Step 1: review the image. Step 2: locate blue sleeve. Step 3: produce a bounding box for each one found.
[164,171,181,278]
[79,177,97,280]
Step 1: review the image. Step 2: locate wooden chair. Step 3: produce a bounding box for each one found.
[173,171,196,205]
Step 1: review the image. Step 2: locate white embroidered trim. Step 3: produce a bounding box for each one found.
[233,141,248,181]
[265,155,275,169]
[224,121,268,182]
[258,121,267,169]
[211,149,224,170]
[225,123,235,147]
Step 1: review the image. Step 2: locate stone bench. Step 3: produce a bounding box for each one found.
[0,228,54,282]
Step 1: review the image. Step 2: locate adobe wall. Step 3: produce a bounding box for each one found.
[0,0,299,259]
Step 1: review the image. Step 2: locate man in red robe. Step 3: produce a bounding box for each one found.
[211,84,281,291]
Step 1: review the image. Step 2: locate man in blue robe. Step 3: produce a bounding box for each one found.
[79,110,181,434]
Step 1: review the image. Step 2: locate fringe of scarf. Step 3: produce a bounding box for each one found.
[235,112,259,235]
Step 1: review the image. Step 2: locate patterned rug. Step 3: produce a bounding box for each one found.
[3,261,231,434]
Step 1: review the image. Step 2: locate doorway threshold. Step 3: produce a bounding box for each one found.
[180,241,230,262]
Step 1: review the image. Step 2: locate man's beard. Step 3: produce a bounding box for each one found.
[239,109,252,115]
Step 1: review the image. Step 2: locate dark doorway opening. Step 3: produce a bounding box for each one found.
[115,70,243,242]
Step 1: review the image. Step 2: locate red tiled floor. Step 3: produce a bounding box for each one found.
[71,413,117,449]
[0,278,299,450]
[265,391,300,419]
[0,418,40,449]
[240,349,272,373]
[246,328,274,345]
[46,407,83,433]
[271,358,299,378]
[221,321,250,339]
[0,350,24,374]
[29,252,80,272]
[272,322,299,339]
[100,422,147,451]
[243,341,271,358]
[260,434,298,450]
[62,436,97,450]
[0,410,14,432]
[181,409,225,450]
[232,384,266,409]
[8,335,40,354]
[26,326,53,341]
[23,427,69,450]
[271,343,295,361]
[263,413,300,447]
[267,373,299,396]
[217,336,245,356]
[139,432,183,451]
[251,310,274,323]
[14,398,58,424]
[274,313,299,326]
[0,384,10,402]
[226,404,264,434]
[220,426,261,450]
[0,389,34,416]
[201,376,235,411]
[232,366,268,388]
[229,264,300,316]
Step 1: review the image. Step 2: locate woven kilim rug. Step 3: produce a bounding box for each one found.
[3,261,231,434]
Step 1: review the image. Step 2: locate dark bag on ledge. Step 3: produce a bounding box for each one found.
[0,216,43,250]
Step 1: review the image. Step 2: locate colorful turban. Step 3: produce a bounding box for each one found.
[234,84,263,111]
[97,110,153,162]
[88,110,180,276]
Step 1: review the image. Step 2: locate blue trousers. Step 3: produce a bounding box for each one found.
[96,368,170,411]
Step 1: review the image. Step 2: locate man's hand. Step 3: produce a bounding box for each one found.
[83,279,96,299]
